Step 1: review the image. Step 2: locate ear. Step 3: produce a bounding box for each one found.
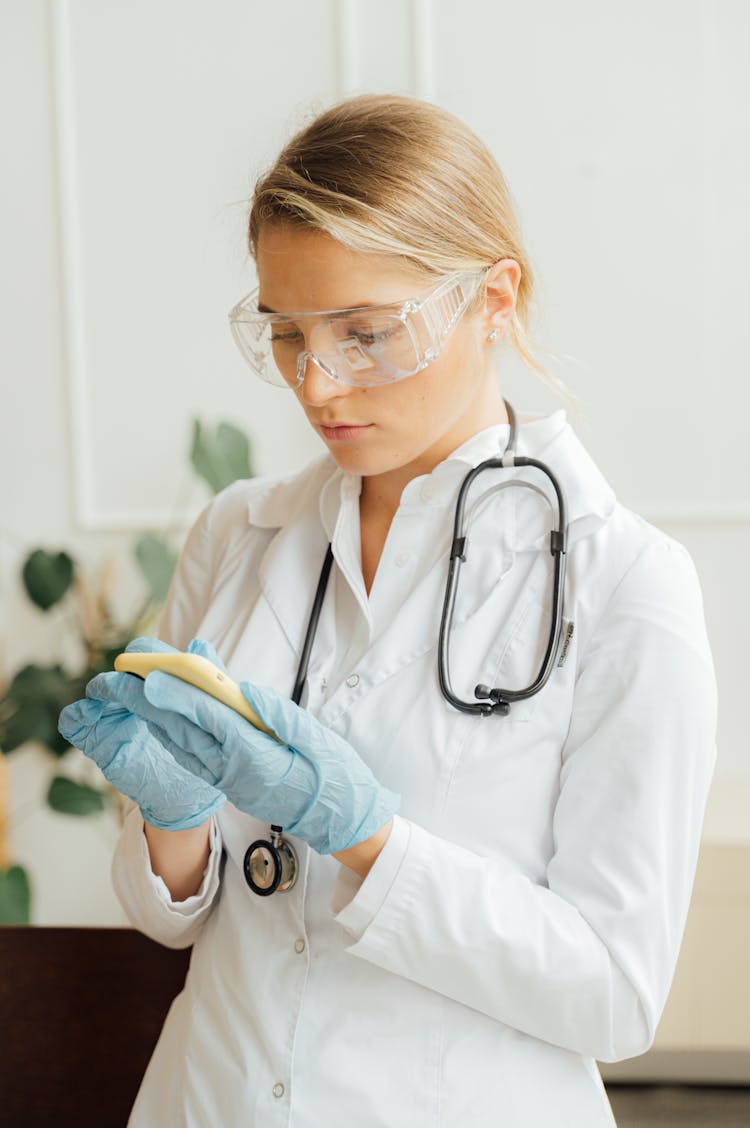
[482,258,522,342]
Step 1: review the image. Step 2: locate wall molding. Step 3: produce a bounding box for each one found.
[335,1,434,100]
[627,504,750,527]
[49,1,747,535]
[411,0,436,100]
[336,0,360,96]
[49,2,210,533]
[51,0,97,531]
[600,1049,750,1085]
[50,1,189,532]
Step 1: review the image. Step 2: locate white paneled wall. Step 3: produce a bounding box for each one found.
[1,0,748,942]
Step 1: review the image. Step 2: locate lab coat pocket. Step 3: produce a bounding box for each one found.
[447,549,555,725]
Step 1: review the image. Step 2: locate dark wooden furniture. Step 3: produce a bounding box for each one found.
[0,927,191,1127]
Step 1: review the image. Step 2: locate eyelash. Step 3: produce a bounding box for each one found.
[270,326,396,346]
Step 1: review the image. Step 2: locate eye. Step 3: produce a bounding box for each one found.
[270,326,303,344]
[345,324,398,346]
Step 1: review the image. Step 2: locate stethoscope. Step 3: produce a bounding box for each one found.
[243,399,569,896]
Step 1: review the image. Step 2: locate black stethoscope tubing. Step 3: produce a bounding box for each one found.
[439,406,568,714]
[243,544,336,895]
[244,399,569,895]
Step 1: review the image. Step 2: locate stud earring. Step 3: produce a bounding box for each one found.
[487,329,499,342]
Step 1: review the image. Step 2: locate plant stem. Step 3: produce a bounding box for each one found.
[0,754,9,869]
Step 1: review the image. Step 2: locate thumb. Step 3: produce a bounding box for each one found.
[187,637,229,675]
[124,636,180,655]
[58,696,107,746]
[239,681,301,746]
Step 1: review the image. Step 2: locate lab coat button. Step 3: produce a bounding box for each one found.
[395,551,412,567]
[272,1082,285,1099]
[345,673,360,688]
[420,483,434,502]
[294,937,306,954]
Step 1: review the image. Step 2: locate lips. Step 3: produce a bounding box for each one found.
[319,421,373,441]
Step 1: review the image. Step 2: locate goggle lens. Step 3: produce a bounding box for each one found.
[228,271,484,389]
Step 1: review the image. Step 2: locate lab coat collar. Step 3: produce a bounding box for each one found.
[246,410,616,548]
[324,410,616,549]
[507,409,616,547]
[245,453,337,529]
[244,410,616,667]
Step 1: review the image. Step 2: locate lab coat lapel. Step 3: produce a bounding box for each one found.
[247,456,337,660]
[245,416,616,706]
[320,417,617,706]
[317,487,520,720]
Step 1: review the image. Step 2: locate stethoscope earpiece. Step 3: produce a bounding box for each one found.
[474,685,511,715]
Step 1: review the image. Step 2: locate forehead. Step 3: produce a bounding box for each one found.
[255,223,429,313]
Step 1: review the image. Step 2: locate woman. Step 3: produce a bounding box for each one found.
[59,94,717,1126]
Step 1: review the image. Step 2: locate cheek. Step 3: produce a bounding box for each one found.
[405,359,464,421]
[370,383,444,443]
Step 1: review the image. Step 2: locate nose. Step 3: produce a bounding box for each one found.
[298,352,352,407]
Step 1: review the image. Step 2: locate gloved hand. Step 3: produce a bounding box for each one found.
[86,637,401,855]
[57,637,227,831]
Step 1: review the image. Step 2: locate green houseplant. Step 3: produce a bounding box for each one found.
[0,420,253,923]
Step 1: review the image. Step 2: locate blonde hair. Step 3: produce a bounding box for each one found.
[248,93,569,398]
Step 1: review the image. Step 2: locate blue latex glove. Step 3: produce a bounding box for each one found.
[87,637,401,855]
[57,637,227,831]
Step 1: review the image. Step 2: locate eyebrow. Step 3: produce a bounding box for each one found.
[256,299,387,315]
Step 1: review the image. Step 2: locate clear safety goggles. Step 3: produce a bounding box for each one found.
[227,270,487,389]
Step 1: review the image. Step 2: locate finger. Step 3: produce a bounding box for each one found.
[85,671,221,782]
[61,694,219,788]
[144,670,245,742]
[143,670,245,778]
[86,671,213,750]
[186,637,229,674]
[122,634,229,677]
[86,670,149,708]
[88,711,218,806]
[58,696,108,748]
[239,681,314,752]
[147,722,218,783]
[144,669,281,766]
[61,699,142,773]
[124,636,180,654]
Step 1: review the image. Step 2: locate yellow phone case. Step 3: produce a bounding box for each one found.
[113,651,278,740]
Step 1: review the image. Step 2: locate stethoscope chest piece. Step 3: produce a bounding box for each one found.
[241,398,567,898]
[243,826,298,896]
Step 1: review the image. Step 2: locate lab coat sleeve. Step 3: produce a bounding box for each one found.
[111,801,224,949]
[333,539,717,1062]
[330,815,411,929]
[109,498,226,946]
[157,495,217,652]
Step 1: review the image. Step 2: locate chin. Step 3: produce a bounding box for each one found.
[323,443,394,478]
[327,450,377,476]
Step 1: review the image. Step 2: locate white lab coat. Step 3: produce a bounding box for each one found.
[112,409,717,1127]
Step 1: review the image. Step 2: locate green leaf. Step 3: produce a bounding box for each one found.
[2,663,70,705]
[216,421,253,481]
[90,645,129,677]
[134,534,177,603]
[47,776,106,816]
[22,549,75,610]
[1,698,57,752]
[0,664,75,755]
[191,419,253,494]
[0,865,32,924]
